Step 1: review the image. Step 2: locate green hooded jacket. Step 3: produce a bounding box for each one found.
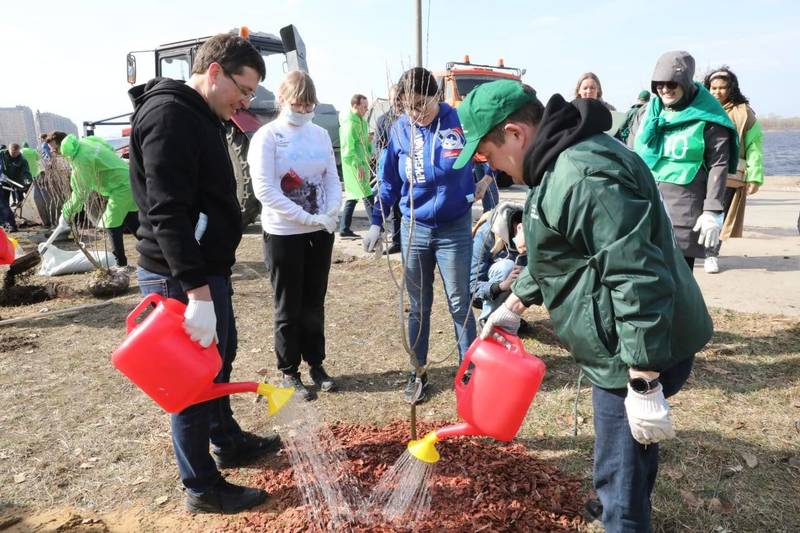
[512,98,712,388]
[339,110,373,200]
[60,134,138,229]
[21,147,40,177]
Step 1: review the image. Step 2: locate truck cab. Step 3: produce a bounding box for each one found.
[436,56,525,108]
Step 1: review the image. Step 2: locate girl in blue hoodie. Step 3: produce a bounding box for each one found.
[364,67,477,404]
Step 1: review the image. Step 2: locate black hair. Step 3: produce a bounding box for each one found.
[192,33,266,82]
[703,66,749,106]
[397,67,438,98]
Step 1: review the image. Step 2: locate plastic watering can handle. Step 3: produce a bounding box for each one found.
[491,327,526,354]
[125,293,165,334]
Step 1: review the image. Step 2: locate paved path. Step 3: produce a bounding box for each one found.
[334,176,800,317]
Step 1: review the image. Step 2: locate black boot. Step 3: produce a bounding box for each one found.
[309,365,337,392]
[185,478,268,514]
[212,431,282,469]
[282,372,317,401]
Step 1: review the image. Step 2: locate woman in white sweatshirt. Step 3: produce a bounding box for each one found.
[248,70,342,401]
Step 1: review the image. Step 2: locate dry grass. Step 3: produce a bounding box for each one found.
[0,228,798,532]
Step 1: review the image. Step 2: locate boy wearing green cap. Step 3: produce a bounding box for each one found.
[454,80,713,531]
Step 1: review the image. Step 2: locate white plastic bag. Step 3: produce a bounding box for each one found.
[38,244,116,276]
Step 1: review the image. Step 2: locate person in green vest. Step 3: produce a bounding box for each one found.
[21,143,41,179]
[627,50,738,271]
[46,134,139,267]
[338,93,374,238]
[453,79,713,532]
[701,66,764,274]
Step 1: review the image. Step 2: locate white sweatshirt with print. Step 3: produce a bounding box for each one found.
[248,114,342,236]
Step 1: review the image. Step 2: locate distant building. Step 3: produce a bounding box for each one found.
[0,106,38,146]
[0,106,78,147]
[35,111,79,139]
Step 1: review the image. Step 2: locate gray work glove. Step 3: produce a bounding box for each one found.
[304,213,337,234]
[479,303,522,339]
[624,383,676,445]
[362,224,383,252]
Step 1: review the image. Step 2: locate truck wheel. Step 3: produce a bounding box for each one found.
[226,123,260,230]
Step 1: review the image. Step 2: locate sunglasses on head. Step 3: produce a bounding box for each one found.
[655,81,679,91]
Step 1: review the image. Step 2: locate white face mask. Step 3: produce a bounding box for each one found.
[283,109,315,126]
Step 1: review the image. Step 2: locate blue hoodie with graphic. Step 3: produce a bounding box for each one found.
[373,102,475,228]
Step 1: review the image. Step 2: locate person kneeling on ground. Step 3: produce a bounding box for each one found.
[454,80,713,532]
[469,202,526,327]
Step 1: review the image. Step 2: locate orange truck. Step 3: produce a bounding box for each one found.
[436,56,526,107]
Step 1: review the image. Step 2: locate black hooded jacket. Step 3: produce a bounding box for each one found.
[523,95,611,187]
[128,78,242,290]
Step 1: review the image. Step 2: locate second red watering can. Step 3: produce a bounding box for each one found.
[408,328,546,463]
[112,293,293,414]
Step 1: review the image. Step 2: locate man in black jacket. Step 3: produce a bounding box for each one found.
[0,144,31,231]
[129,33,278,514]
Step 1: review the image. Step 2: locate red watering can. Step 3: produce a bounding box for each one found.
[408,329,546,463]
[0,227,16,265]
[112,293,293,414]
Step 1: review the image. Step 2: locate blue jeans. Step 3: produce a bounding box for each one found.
[401,211,476,366]
[592,356,695,532]
[137,267,243,495]
[480,258,515,321]
[0,188,16,229]
[481,179,500,213]
[340,195,374,233]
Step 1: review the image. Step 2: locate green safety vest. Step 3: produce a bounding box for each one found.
[634,83,738,185]
[639,119,705,185]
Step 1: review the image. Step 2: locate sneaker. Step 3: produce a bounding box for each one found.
[339,229,360,239]
[212,431,282,469]
[383,242,401,255]
[3,224,17,234]
[704,256,720,274]
[309,365,337,392]
[185,478,268,514]
[403,371,428,404]
[282,372,317,401]
[584,498,603,522]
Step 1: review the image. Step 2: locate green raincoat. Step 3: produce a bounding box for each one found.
[21,147,40,177]
[60,134,138,229]
[339,110,373,200]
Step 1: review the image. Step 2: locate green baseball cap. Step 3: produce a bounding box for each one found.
[453,80,539,170]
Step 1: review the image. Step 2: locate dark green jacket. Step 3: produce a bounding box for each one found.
[513,97,712,388]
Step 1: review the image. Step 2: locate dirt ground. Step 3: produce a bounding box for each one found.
[1,226,799,532]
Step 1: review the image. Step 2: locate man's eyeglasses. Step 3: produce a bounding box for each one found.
[223,69,257,102]
[655,81,679,91]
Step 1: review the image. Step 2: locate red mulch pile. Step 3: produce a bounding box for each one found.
[217,421,586,532]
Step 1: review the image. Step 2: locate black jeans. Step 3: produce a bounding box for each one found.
[0,188,15,229]
[107,211,140,267]
[263,230,334,375]
[390,201,402,246]
[339,195,374,233]
[136,269,243,495]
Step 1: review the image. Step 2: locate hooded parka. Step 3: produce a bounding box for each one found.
[628,51,738,258]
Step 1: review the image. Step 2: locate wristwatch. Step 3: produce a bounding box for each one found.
[629,377,661,394]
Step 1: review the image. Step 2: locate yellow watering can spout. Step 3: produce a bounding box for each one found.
[407,431,440,464]
[257,383,295,415]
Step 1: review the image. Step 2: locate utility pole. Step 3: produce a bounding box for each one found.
[415,0,422,67]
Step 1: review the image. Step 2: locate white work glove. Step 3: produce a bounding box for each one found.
[362,224,383,252]
[305,213,337,234]
[325,204,340,230]
[184,299,217,348]
[692,211,724,249]
[480,303,522,339]
[40,215,71,253]
[624,383,676,445]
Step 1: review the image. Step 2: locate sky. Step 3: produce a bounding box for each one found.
[1,0,797,137]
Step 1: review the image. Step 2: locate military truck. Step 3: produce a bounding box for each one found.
[86,25,340,228]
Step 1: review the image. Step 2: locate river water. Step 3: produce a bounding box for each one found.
[763,130,800,176]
